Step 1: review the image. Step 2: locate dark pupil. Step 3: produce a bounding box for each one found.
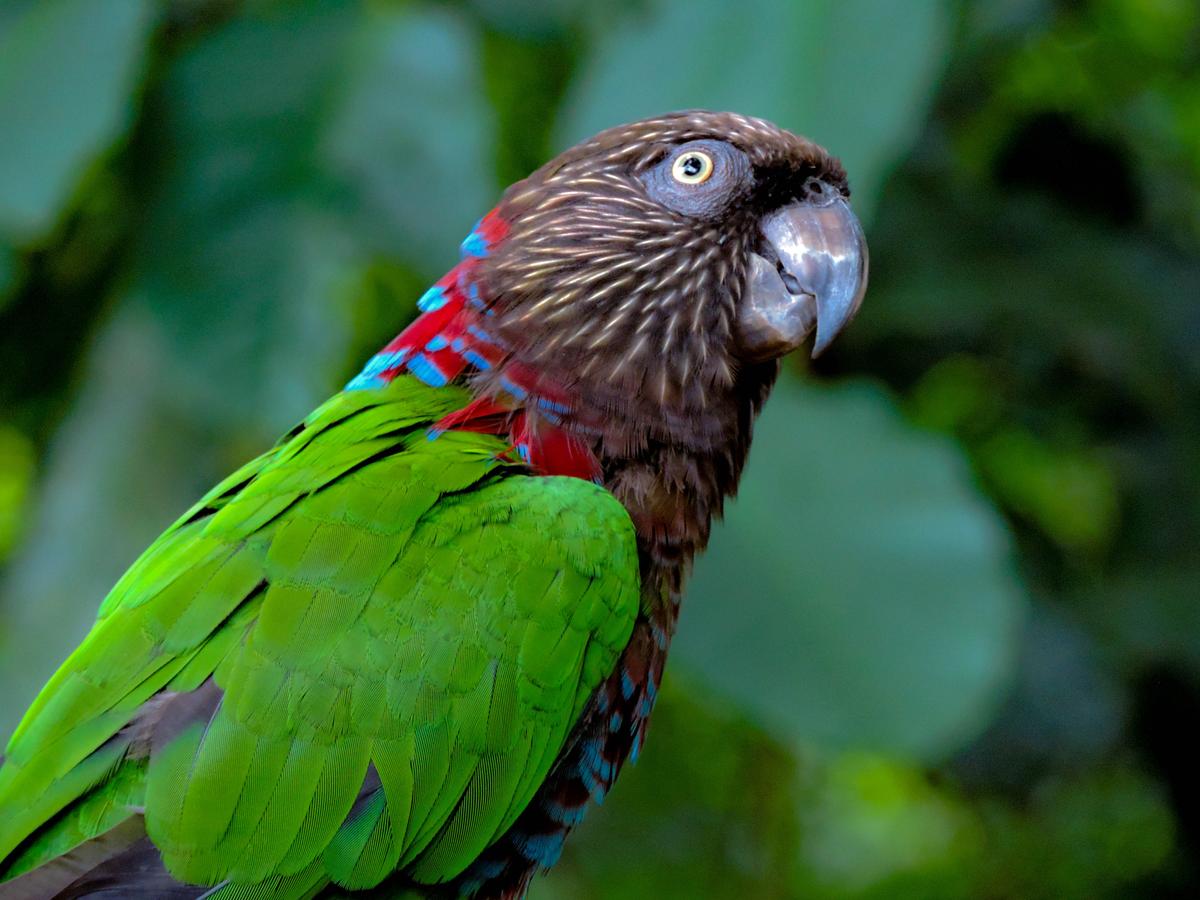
[680,155,704,177]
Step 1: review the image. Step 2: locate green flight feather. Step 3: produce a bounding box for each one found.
[0,375,640,897]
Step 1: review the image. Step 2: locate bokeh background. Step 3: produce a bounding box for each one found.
[1,0,1198,897]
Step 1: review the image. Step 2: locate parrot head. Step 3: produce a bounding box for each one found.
[352,110,867,528]
[479,110,868,420]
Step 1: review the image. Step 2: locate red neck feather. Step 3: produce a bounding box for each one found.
[346,210,602,482]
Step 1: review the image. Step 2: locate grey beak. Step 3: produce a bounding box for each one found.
[736,190,869,360]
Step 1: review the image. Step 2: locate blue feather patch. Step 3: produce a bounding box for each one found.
[463,349,492,370]
[499,376,527,400]
[620,669,636,700]
[651,619,670,651]
[515,831,566,868]
[461,229,489,258]
[406,353,448,387]
[467,324,497,344]
[580,736,605,771]
[416,285,449,311]
[543,797,589,827]
[345,348,408,390]
[345,373,386,391]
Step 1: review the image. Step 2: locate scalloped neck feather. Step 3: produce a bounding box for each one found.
[345,211,603,482]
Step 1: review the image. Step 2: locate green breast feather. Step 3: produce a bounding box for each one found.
[0,375,640,896]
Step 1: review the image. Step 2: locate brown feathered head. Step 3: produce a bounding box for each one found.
[352,110,867,530]
[480,110,867,428]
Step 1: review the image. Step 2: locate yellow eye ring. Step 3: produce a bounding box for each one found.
[671,150,715,185]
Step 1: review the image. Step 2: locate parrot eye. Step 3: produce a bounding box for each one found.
[641,139,751,220]
[671,151,714,185]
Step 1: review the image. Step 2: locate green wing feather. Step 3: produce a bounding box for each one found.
[0,375,640,897]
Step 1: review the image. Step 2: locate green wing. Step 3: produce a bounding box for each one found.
[0,376,640,896]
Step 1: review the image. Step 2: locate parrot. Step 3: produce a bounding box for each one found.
[0,110,867,899]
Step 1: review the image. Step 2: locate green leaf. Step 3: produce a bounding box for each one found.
[795,752,981,895]
[125,3,493,427]
[0,241,16,308]
[558,0,951,215]
[0,425,35,561]
[676,379,1025,760]
[324,8,497,268]
[467,0,640,38]
[0,0,155,241]
[0,4,494,735]
[861,182,1200,678]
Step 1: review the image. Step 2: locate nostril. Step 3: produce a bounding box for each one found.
[803,177,830,203]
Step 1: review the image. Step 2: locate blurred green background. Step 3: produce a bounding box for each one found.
[1,0,1198,896]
